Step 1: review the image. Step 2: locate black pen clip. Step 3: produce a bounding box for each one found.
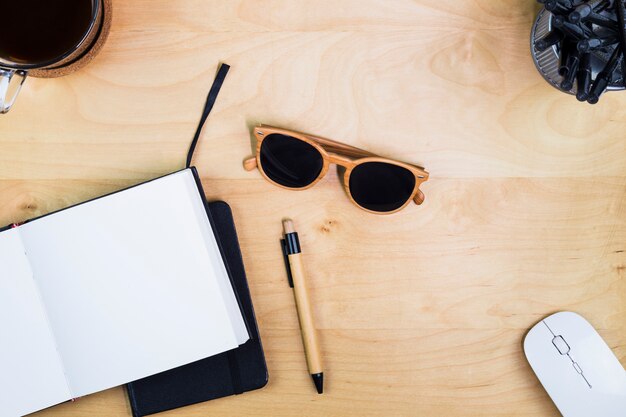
[280,238,294,288]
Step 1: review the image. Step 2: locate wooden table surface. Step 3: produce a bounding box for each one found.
[2,1,625,416]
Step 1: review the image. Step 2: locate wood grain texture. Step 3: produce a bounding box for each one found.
[0,1,624,416]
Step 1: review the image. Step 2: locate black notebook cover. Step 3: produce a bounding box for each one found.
[126,199,268,417]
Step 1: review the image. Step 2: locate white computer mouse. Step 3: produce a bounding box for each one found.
[524,311,626,417]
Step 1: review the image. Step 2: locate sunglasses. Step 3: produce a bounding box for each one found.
[243,126,429,214]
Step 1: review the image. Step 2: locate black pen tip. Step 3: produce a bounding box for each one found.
[312,373,324,394]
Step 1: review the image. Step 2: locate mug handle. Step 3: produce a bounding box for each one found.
[0,69,27,114]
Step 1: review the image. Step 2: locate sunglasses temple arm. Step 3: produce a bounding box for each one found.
[243,157,258,171]
[305,134,376,159]
[308,134,427,171]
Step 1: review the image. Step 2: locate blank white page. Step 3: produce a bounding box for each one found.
[19,170,247,398]
[0,229,71,417]
[183,176,249,345]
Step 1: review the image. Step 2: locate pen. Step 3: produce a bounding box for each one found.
[535,29,565,51]
[552,15,593,40]
[577,36,617,53]
[576,52,592,101]
[587,45,622,104]
[560,48,580,90]
[281,219,324,394]
[569,3,618,26]
[559,40,575,76]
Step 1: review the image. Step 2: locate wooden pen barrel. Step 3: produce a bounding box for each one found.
[288,252,323,375]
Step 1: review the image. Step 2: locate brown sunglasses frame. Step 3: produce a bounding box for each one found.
[243,125,429,215]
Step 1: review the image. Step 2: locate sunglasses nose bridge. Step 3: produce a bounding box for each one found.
[326,153,353,168]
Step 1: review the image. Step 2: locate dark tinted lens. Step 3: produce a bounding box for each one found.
[260,134,324,188]
[349,162,416,212]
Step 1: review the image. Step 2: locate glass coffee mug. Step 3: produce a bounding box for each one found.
[0,0,102,113]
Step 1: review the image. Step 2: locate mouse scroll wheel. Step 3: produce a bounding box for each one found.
[552,335,571,355]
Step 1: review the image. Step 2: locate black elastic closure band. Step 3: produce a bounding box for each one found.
[186,63,231,168]
[226,349,244,395]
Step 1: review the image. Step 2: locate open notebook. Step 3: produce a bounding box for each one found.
[0,169,249,417]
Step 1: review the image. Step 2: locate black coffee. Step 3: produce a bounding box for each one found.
[0,0,94,65]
